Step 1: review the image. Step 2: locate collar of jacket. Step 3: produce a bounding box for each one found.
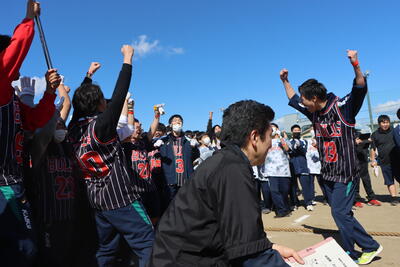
[222,142,251,166]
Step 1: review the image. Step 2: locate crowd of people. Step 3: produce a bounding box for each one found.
[1,1,400,267]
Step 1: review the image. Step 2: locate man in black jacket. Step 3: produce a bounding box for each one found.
[149,100,303,267]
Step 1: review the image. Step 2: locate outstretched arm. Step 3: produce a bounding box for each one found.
[347,50,365,87]
[95,45,133,143]
[280,69,296,100]
[81,62,101,85]
[57,79,71,122]
[148,106,161,142]
[0,0,39,105]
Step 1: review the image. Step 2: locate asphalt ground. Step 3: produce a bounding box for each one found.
[262,167,399,266]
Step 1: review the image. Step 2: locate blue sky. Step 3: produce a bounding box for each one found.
[2,0,400,131]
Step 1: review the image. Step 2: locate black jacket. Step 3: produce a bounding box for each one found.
[149,144,272,267]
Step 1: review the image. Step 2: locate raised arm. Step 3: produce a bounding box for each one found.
[20,69,59,131]
[57,78,71,122]
[0,0,39,105]
[347,50,365,87]
[148,105,161,142]
[94,45,134,143]
[81,62,101,85]
[280,69,296,100]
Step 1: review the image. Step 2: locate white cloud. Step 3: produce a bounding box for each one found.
[132,35,160,57]
[131,35,184,59]
[167,47,185,55]
[373,99,400,114]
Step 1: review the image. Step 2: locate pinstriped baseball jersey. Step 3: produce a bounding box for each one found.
[0,96,24,186]
[289,81,368,183]
[313,96,358,183]
[122,139,157,193]
[69,117,140,211]
[34,141,77,223]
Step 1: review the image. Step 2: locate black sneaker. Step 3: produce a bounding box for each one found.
[391,199,399,206]
[274,211,291,218]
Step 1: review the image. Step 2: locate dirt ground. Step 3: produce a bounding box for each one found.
[262,167,400,266]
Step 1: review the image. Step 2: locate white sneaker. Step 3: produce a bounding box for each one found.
[311,200,317,206]
[306,205,314,211]
[291,205,298,211]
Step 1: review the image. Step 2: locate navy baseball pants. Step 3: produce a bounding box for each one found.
[94,200,154,267]
[322,179,379,259]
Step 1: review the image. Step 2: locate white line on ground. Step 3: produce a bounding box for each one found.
[293,215,311,224]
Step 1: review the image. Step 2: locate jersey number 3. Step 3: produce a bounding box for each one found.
[323,141,338,163]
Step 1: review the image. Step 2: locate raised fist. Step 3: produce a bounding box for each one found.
[280,69,289,82]
[121,45,134,58]
[45,69,61,93]
[88,62,101,76]
[347,50,358,64]
[26,0,41,19]
[64,85,71,94]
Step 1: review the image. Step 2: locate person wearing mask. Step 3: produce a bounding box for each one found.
[193,132,215,169]
[370,115,400,206]
[0,2,60,265]
[306,135,327,205]
[122,104,162,225]
[207,111,222,149]
[149,100,304,266]
[259,123,292,217]
[159,114,199,203]
[26,81,78,267]
[69,46,154,267]
[288,125,315,211]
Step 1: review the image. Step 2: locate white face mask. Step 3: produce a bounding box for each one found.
[54,129,67,143]
[202,137,211,146]
[271,128,281,137]
[172,123,182,133]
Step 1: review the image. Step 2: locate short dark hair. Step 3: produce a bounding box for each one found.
[0,35,11,53]
[134,118,140,123]
[271,123,279,129]
[72,83,104,119]
[156,123,166,133]
[397,108,400,120]
[168,114,183,124]
[298,79,327,101]
[291,124,301,132]
[196,131,208,142]
[378,115,390,124]
[221,100,274,148]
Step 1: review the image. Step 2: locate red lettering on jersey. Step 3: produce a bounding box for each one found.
[55,176,75,200]
[137,162,150,179]
[173,144,183,156]
[323,141,338,163]
[81,135,92,147]
[15,132,24,165]
[315,121,342,138]
[13,100,21,125]
[175,158,184,174]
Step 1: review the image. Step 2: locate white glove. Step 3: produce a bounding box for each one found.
[153,139,164,148]
[19,76,35,97]
[126,92,131,100]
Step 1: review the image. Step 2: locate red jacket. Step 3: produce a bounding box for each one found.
[0,18,55,131]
